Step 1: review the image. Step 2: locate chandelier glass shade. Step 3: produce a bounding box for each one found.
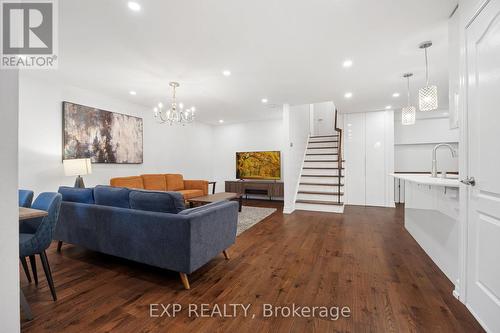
[402,73,416,126]
[153,82,195,125]
[418,41,438,111]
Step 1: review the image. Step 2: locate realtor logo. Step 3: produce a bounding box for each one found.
[1,0,58,69]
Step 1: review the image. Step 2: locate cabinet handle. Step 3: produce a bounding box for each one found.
[460,177,476,186]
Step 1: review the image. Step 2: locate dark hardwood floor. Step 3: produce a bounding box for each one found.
[21,201,483,332]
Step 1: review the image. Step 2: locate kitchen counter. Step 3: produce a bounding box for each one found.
[390,173,460,188]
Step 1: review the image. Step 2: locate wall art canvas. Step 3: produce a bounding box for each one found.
[63,101,143,164]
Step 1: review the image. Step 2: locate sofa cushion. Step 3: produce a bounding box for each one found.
[178,189,204,200]
[178,200,228,215]
[166,174,184,191]
[129,190,185,214]
[110,176,144,189]
[94,185,130,208]
[141,174,167,191]
[58,186,95,204]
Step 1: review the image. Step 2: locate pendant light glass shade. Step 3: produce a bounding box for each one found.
[402,73,416,125]
[402,106,416,125]
[418,41,438,111]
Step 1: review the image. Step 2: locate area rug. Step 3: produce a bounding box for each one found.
[237,206,277,235]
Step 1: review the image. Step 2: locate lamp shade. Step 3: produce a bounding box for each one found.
[401,106,416,125]
[419,85,438,111]
[63,158,92,176]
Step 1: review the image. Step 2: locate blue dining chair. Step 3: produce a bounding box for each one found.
[19,189,34,208]
[19,192,62,301]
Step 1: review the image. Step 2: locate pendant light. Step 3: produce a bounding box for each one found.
[418,41,438,111]
[402,73,416,125]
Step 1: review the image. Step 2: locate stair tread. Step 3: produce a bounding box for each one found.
[310,135,339,138]
[306,153,338,156]
[296,200,344,206]
[303,167,345,170]
[298,191,344,195]
[301,174,344,178]
[300,182,344,186]
[308,140,338,144]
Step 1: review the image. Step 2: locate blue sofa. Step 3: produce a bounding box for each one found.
[54,185,238,289]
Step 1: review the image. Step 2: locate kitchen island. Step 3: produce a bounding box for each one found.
[391,173,460,294]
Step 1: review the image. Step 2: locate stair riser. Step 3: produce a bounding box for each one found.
[305,155,338,161]
[295,203,344,213]
[302,169,343,176]
[309,136,337,142]
[299,184,343,192]
[296,193,342,201]
[300,176,342,183]
[303,162,339,168]
[308,142,338,148]
[307,148,337,154]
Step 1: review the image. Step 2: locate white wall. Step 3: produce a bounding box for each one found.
[283,104,311,213]
[211,117,284,193]
[0,71,20,331]
[18,73,214,195]
[394,111,459,172]
[344,110,395,207]
[311,101,335,136]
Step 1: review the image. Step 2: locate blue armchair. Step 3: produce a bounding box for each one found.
[19,192,62,301]
[19,189,34,208]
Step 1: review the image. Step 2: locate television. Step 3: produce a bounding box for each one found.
[236,151,281,180]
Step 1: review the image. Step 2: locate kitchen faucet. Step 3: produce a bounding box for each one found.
[431,143,457,178]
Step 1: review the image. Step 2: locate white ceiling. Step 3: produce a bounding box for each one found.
[54,0,457,124]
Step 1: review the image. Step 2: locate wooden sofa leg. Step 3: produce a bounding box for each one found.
[223,250,230,260]
[179,273,190,290]
[57,241,63,252]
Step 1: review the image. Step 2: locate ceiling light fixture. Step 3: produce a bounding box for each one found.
[261,98,268,104]
[127,1,141,11]
[129,91,137,96]
[392,92,400,98]
[342,59,353,68]
[219,119,224,124]
[418,41,438,111]
[222,70,231,77]
[153,82,195,125]
[385,105,392,110]
[401,73,416,125]
[344,92,353,99]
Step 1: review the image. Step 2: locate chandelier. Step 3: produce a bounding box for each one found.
[153,82,195,125]
[401,73,416,125]
[418,41,438,111]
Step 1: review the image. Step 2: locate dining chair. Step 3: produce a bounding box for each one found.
[19,192,62,301]
[19,189,34,208]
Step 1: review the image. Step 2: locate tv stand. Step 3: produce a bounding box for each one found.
[225,180,284,201]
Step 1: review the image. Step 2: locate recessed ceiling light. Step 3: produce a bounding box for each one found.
[392,92,400,98]
[191,106,196,112]
[219,119,224,123]
[127,1,141,11]
[158,102,163,108]
[129,91,137,96]
[342,59,353,68]
[385,105,392,110]
[344,92,353,99]
[261,98,268,104]
[222,70,231,77]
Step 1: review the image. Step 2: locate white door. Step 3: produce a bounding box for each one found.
[465,1,500,331]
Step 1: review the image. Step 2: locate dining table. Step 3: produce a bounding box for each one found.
[19,207,48,321]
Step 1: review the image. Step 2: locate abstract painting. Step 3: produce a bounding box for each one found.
[63,102,143,164]
[236,151,281,180]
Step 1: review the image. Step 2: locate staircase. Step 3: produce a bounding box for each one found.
[295,134,345,213]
